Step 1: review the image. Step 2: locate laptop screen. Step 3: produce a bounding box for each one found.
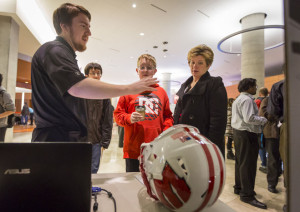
[0,142,92,212]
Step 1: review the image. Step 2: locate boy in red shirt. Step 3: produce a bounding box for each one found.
[114,54,173,172]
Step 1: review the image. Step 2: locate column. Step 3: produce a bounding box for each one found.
[0,15,19,142]
[240,13,266,95]
[161,73,171,102]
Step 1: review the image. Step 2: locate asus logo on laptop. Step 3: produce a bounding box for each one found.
[4,169,31,175]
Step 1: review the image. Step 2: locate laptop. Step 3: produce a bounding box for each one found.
[0,142,92,212]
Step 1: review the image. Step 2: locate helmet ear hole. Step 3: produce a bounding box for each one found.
[177,158,188,176]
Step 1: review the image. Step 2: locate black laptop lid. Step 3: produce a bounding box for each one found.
[0,142,92,212]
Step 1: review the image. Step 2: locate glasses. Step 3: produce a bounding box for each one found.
[138,66,154,71]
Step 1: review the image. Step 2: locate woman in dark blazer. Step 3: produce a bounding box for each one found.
[173,44,227,157]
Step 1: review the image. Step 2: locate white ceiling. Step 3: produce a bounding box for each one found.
[17,0,285,91]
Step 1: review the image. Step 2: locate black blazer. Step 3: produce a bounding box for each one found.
[174,71,228,156]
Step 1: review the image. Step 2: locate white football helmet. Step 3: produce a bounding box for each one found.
[139,124,225,212]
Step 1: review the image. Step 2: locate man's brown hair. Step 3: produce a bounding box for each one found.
[53,3,91,35]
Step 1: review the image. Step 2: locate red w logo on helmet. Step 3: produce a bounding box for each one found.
[153,163,191,209]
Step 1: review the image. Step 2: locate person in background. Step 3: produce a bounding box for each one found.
[31,3,158,142]
[231,78,268,209]
[225,98,235,160]
[29,107,34,125]
[21,102,30,125]
[267,78,285,211]
[84,62,113,174]
[114,54,173,172]
[0,74,15,141]
[259,96,281,194]
[255,87,269,174]
[173,44,227,157]
[117,124,124,148]
[255,87,268,108]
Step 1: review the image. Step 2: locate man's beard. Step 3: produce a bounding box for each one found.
[70,29,86,52]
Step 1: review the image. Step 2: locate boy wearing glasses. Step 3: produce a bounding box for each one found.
[84,62,113,174]
[114,54,173,172]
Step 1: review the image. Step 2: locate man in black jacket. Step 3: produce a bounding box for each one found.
[85,62,113,174]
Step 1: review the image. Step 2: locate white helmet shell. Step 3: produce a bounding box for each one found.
[139,124,225,211]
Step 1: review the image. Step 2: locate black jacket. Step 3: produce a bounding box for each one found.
[86,99,113,148]
[174,71,227,156]
[267,80,284,123]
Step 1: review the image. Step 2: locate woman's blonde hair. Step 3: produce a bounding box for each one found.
[187,44,214,66]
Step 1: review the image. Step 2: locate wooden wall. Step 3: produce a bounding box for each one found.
[15,93,32,113]
[17,59,31,83]
[15,59,32,113]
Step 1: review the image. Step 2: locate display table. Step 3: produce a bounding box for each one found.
[91,173,235,212]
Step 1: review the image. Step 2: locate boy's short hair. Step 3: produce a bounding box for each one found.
[259,87,268,97]
[137,54,157,69]
[84,63,102,75]
[53,3,91,35]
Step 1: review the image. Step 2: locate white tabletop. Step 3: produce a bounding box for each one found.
[91,173,235,212]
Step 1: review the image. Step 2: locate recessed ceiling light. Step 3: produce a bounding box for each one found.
[163,49,168,52]
[25,82,29,84]
[132,3,136,8]
[163,41,168,45]
[163,55,167,58]
[130,56,134,59]
[153,46,158,48]
[139,32,144,36]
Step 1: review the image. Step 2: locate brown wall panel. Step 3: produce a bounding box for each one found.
[15,93,33,112]
[15,93,22,113]
[24,93,32,108]
[15,99,22,113]
[17,59,31,83]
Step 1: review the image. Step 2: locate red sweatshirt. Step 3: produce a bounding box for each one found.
[114,84,174,159]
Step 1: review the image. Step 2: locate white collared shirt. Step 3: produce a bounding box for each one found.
[231,92,267,133]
